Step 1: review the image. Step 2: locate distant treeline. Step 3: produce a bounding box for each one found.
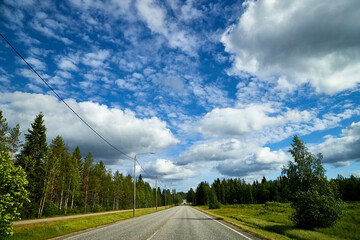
[187,175,360,206]
[0,111,183,219]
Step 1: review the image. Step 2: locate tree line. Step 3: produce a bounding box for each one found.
[0,111,182,221]
[187,174,360,206]
[187,136,359,228]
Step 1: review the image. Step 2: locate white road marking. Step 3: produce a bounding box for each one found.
[146,229,159,240]
[196,209,253,240]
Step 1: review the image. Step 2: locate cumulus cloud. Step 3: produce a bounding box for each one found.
[311,122,360,167]
[179,139,259,165]
[0,92,179,164]
[143,158,196,180]
[216,147,288,177]
[222,0,360,94]
[199,104,313,138]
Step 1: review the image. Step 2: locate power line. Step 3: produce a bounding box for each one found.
[1,32,172,190]
[0,32,133,160]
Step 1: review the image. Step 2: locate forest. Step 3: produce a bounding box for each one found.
[0,110,183,221]
[187,174,360,206]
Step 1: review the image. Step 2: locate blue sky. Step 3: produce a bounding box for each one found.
[0,0,359,192]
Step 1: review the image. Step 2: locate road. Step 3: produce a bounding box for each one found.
[58,206,261,240]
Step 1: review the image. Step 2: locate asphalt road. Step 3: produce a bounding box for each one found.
[59,206,261,240]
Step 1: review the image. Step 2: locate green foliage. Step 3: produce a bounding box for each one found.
[186,188,196,204]
[16,113,48,218]
[195,181,211,205]
[0,111,9,152]
[196,202,360,240]
[283,136,344,229]
[291,182,344,229]
[208,189,221,209]
[0,151,29,237]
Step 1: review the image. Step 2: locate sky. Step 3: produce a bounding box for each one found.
[0,0,359,192]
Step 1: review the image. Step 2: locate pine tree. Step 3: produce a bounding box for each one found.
[83,152,94,212]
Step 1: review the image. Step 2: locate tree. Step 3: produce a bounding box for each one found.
[0,151,29,237]
[0,111,9,152]
[16,113,48,218]
[186,188,196,204]
[83,152,94,212]
[7,124,21,159]
[195,182,210,205]
[282,136,343,228]
[208,189,221,209]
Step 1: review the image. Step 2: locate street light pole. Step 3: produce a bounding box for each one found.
[133,155,136,217]
[133,152,155,217]
[155,176,158,211]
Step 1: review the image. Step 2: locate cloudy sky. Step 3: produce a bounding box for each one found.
[1,0,359,192]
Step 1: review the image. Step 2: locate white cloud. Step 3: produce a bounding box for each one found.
[136,0,198,55]
[0,92,179,164]
[115,79,139,91]
[222,0,360,94]
[199,104,313,138]
[190,80,232,109]
[143,158,196,180]
[25,57,46,71]
[178,137,288,177]
[311,122,360,167]
[216,147,289,177]
[179,138,260,165]
[82,50,110,68]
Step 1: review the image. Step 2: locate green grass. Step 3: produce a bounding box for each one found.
[195,202,360,240]
[9,206,167,240]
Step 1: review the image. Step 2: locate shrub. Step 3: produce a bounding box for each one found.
[0,151,29,237]
[291,182,344,229]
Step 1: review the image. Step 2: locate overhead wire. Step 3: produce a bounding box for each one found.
[0,32,133,160]
[1,32,171,189]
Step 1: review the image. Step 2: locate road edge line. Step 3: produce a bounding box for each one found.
[193,207,253,240]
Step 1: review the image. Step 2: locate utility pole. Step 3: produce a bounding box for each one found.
[155,176,158,211]
[165,184,166,209]
[133,155,136,217]
[133,152,155,217]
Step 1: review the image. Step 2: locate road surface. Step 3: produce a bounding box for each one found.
[58,206,261,240]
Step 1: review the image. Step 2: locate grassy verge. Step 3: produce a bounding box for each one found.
[10,206,167,240]
[195,202,360,240]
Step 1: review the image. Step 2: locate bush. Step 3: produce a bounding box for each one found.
[291,183,344,229]
[0,151,29,237]
[42,201,60,217]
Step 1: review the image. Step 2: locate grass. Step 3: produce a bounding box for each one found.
[9,206,167,240]
[195,202,360,240]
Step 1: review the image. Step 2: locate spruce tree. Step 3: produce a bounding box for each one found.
[17,113,48,218]
[0,110,9,152]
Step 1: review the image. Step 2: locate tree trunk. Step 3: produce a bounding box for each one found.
[64,179,71,214]
[59,176,65,210]
[84,174,89,212]
[71,188,75,209]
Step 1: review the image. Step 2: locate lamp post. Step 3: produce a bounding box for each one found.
[133,152,155,217]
